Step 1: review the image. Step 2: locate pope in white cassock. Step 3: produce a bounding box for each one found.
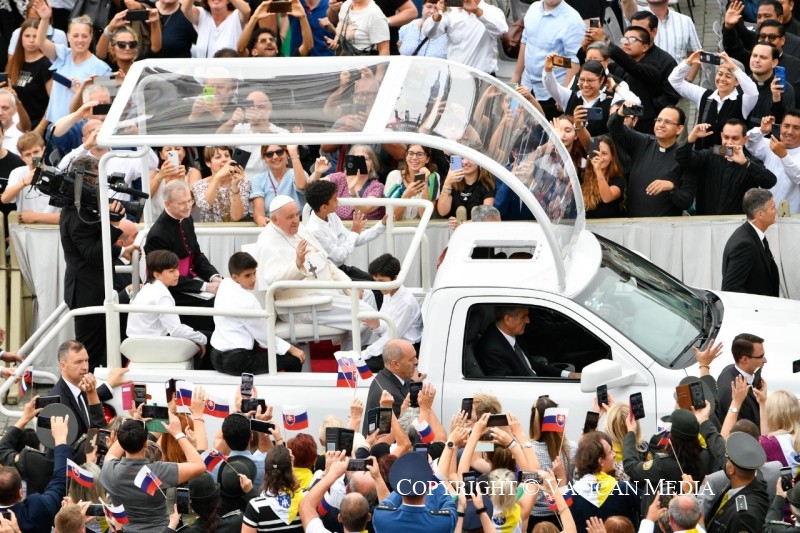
[254,195,377,348]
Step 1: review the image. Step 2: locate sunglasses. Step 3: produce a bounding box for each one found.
[114,40,138,49]
[264,149,285,158]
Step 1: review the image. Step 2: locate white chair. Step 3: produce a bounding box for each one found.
[120,337,197,369]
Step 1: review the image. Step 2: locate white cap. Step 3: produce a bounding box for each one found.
[269,195,295,215]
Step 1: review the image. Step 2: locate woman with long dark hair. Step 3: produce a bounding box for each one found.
[186,472,244,532]
[5,19,52,130]
[241,446,304,532]
[384,144,440,220]
[582,135,625,218]
[436,156,495,221]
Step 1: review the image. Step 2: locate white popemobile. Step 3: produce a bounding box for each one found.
[1,56,797,441]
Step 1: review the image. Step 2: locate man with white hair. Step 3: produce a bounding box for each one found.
[254,195,376,347]
[0,89,25,154]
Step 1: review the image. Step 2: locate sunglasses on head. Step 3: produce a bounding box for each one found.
[264,148,285,158]
[114,40,138,49]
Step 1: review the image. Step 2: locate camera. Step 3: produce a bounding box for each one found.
[31,162,148,221]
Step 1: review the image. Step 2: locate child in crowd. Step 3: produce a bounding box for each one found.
[0,132,61,223]
[209,251,305,375]
[126,250,208,362]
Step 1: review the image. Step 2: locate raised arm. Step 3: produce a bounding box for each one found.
[34,0,57,61]
[231,0,252,26]
[181,0,200,27]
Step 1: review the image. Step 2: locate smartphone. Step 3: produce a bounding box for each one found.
[461,398,473,419]
[583,411,599,433]
[338,428,355,456]
[86,503,105,517]
[232,147,251,168]
[414,172,426,182]
[676,384,693,410]
[589,17,601,28]
[444,0,464,6]
[367,407,392,435]
[552,55,572,68]
[0,73,8,83]
[325,427,339,452]
[125,9,149,21]
[268,0,292,12]
[661,492,675,509]
[202,85,216,104]
[92,103,111,116]
[176,486,191,514]
[241,398,267,414]
[794,359,800,373]
[517,470,542,484]
[35,396,61,409]
[622,104,644,117]
[774,66,786,92]
[450,155,462,171]
[408,381,423,408]
[250,419,276,434]
[462,472,478,495]
[134,384,147,407]
[476,431,494,452]
[752,367,763,391]
[93,74,116,86]
[699,51,721,65]
[347,458,374,471]
[486,414,509,427]
[97,429,111,454]
[413,443,429,457]
[53,72,72,88]
[166,150,181,169]
[688,381,705,410]
[344,155,368,176]
[85,428,99,453]
[240,373,254,398]
[716,145,733,157]
[780,466,794,491]
[141,404,169,420]
[165,379,177,404]
[629,392,645,420]
[585,106,603,121]
[596,385,608,407]
[588,138,601,156]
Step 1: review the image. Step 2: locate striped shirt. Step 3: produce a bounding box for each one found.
[647,7,701,63]
[242,493,304,532]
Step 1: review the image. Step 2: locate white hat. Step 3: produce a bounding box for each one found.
[269,195,295,215]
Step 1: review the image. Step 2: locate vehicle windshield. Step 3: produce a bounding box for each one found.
[573,236,705,367]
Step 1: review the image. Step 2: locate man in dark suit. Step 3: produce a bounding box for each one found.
[48,340,128,436]
[59,156,138,370]
[476,306,581,378]
[363,339,424,434]
[717,333,767,427]
[144,179,220,334]
[722,188,780,297]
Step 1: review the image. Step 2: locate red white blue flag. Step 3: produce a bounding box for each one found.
[67,459,94,488]
[413,419,434,443]
[101,498,129,527]
[201,449,228,472]
[334,352,357,388]
[175,380,194,407]
[203,398,230,418]
[352,353,373,380]
[283,405,309,430]
[133,465,162,496]
[542,408,568,433]
[18,368,32,395]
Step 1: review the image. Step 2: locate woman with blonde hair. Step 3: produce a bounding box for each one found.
[486,468,537,533]
[436,156,495,222]
[759,389,800,521]
[96,12,162,73]
[601,403,646,482]
[68,462,107,533]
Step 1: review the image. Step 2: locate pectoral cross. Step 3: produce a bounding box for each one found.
[307,262,318,279]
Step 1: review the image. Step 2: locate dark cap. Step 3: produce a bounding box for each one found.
[462,494,494,531]
[189,473,220,504]
[218,455,257,498]
[725,432,766,470]
[389,452,434,496]
[786,484,800,507]
[669,409,699,439]
[13,447,53,495]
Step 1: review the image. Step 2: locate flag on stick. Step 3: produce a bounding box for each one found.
[283,405,309,430]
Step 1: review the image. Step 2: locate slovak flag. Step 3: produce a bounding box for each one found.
[201,449,228,472]
[352,353,373,380]
[175,380,194,407]
[133,465,162,496]
[101,498,129,526]
[66,459,94,488]
[334,351,357,387]
[413,419,435,443]
[542,408,569,433]
[18,368,32,395]
[283,405,309,430]
[203,398,230,418]
[656,430,671,448]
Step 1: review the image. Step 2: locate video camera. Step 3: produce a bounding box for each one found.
[31,163,149,221]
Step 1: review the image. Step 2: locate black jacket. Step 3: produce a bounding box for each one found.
[49,377,111,436]
[476,324,563,378]
[716,363,762,427]
[608,43,678,125]
[705,477,769,533]
[721,221,780,297]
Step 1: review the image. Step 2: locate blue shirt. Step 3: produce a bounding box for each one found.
[289,0,336,57]
[47,45,111,123]
[521,0,585,100]
[374,484,457,533]
[250,169,307,212]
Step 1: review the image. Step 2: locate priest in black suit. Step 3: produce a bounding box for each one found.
[716,333,767,427]
[476,306,581,378]
[721,188,780,297]
[144,180,220,334]
[363,339,423,434]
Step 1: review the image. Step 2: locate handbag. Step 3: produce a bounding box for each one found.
[337,6,375,56]
[501,18,524,59]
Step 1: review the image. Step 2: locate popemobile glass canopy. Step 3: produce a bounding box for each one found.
[98,56,585,288]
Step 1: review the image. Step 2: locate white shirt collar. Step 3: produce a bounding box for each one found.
[734,364,754,384]
[747,221,766,243]
[497,325,517,348]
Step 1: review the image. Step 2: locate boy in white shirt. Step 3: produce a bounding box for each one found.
[126,250,208,364]
[209,252,305,375]
[0,132,61,223]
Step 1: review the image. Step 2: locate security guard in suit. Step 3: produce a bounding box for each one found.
[764,482,800,532]
[704,432,770,533]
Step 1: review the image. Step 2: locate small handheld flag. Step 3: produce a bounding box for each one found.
[201,449,228,472]
[334,351,357,388]
[101,498,129,526]
[283,405,309,430]
[412,419,434,443]
[134,465,163,496]
[18,368,32,395]
[352,353,373,380]
[66,459,94,488]
[175,380,195,407]
[542,408,569,433]
[203,398,230,418]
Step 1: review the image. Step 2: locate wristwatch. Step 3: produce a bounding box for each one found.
[523,441,534,449]
[446,441,455,449]
[729,406,740,413]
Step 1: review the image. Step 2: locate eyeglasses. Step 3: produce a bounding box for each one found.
[654,117,679,126]
[578,77,601,84]
[757,33,781,40]
[114,41,138,49]
[620,36,643,44]
[748,353,766,359]
[258,36,277,44]
[354,91,378,101]
[264,149,285,158]
[406,151,426,159]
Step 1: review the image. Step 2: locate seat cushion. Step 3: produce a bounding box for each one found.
[120,337,197,363]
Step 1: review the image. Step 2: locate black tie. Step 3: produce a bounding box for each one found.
[762,237,772,259]
[77,393,90,427]
[513,343,536,376]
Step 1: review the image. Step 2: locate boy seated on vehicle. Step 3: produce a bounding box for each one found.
[209,252,305,375]
[127,250,208,364]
